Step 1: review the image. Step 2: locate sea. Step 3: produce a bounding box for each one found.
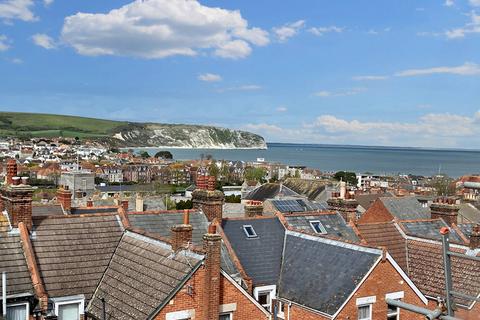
[141,143,480,178]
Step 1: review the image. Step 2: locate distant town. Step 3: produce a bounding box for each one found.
[1,135,479,319]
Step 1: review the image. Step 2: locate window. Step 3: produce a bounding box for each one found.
[309,220,327,234]
[58,303,80,320]
[219,313,232,320]
[243,225,257,238]
[387,302,399,320]
[277,301,285,319]
[6,303,28,320]
[258,291,271,311]
[357,304,372,320]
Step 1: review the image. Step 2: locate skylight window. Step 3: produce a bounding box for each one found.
[309,220,327,234]
[243,225,257,238]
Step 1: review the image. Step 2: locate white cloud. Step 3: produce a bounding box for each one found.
[0,35,10,51]
[198,73,222,82]
[10,57,22,64]
[395,62,480,76]
[352,75,389,81]
[272,20,305,42]
[43,0,54,6]
[276,106,288,112]
[308,26,343,36]
[0,0,36,22]
[445,11,480,39]
[218,84,262,92]
[32,33,56,49]
[61,0,269,59]
[314,87,366,97]
[470,0,480,6]
[445,0,455,7]
[244,111,480,147]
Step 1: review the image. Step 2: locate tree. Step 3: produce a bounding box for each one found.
[154,150,173,159]
[244,167,267,182]
[176,200,193,210]
[137,150,150,158]
[209,162,220,178]
[333,171,358,186]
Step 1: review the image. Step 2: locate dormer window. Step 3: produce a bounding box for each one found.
[309,220,327,234]
[243,225,257,238]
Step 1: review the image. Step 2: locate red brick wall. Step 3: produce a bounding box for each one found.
[284,259,426,320]
[154,269,268,320]
[357,199,393,224]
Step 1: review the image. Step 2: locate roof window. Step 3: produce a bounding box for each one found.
[243,225,258,238]
[309,220,327,234]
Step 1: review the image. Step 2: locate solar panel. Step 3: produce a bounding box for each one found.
[272,199,305,213]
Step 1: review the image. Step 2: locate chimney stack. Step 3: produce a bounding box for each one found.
[1,178,34,230]
[244,201,263,217]
[430,197,460,226]
[171,210,193,252]
[135,193,144,212]
[192,175,224,222]
[202,224,222,320]
[57,186,72,212]
[207,176,216,191]
[469,224,480,250]
[6,159,17,185]
[86,199,93,207]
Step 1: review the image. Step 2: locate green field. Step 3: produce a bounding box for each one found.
[0,112,128,138]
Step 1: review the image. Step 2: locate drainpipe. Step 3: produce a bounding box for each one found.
[2,272,6,318]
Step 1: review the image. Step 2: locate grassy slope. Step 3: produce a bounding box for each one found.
[0,112,127,137]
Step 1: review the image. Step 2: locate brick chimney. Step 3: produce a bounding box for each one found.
[244,201,263,217]
[56,186,72,212]
[430,197,460,226]
[202,224,222,320]
[171,210,193,252]
[469,224,480,249]
[1,176,34,230]
[327,192,358,222]
[192,175,224,222]
[6,159,17,185]
[86,199,93,207]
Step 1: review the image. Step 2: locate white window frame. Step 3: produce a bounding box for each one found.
[277,301,285,319]
[386,291,404,320]
[356,296,375,320]
[6,302,29,320]
[309,220,327,234]
[357,304,372,320]
[219,311,233,320]
[253,285,276,312]
[52,295,85,319]
[243,225,257,238]
[165,309,195,320]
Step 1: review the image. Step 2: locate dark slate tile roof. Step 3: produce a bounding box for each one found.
[357,222,408,272]
[282,178,326,201]
[31,214,124,299]
[128,212,208,245]
[32,204,64,217]
[127,211,240,278]
[0,214,33,296]
[271,198,328,213]
[244,183,301,201]
[458,223,475,237]
[70,207,119,215]
[284,213,359,242]
[356,193,392,211]
[380,196,430,220]
[399,219,466,244]
[88,232,202,320]
[407,239,480,308]
[221,217,285,286]
[278,231,381,315]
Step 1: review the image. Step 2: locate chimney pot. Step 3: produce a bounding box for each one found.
[121,200,129,212]
[21,177,29,185]
[12,177,20,185]
[183,209,190,225]
[208,224,216,234]
[86,199,93,207]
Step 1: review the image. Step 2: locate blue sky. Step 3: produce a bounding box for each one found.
[1,0,480,148]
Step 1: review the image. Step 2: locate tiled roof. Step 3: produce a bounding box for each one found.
[458,223,475,237]
[407,239,480,308]
[284,213,359,242]
[399,219,466,244]
[356,222,408,271]
[88,232,202,320]
[32,204,64,217]
[221,217,285,286]
[380,197,430,220]
[243,183,301,201]
[31,214,124,299]
[70,207,119,215]
[278,231,380,315]
[282,178,327,201]
[356,193,392,211]
[0,214,33,296]
[270,198,329,213]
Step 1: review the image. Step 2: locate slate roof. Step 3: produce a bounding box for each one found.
[270,198,329,213]
[243,183,301,201]
[127,211,240,278]
[399,219,466,244]
[356,222,408,271]
[31,214,124,299]
[407,239,480,308]
[282,178,327,201]
[278,231,381,315]
[283,213,359,242]
[380,196,430,220]
[70,207,119,215]
[458,203,480,223]
[32,204,64,217]
[356,193,392,211]
[88,232,202,320]
[0,214,33,296]
[458,223,475,237]
[221,217,285,286]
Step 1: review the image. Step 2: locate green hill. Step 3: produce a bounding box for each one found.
[0,112,267,149]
